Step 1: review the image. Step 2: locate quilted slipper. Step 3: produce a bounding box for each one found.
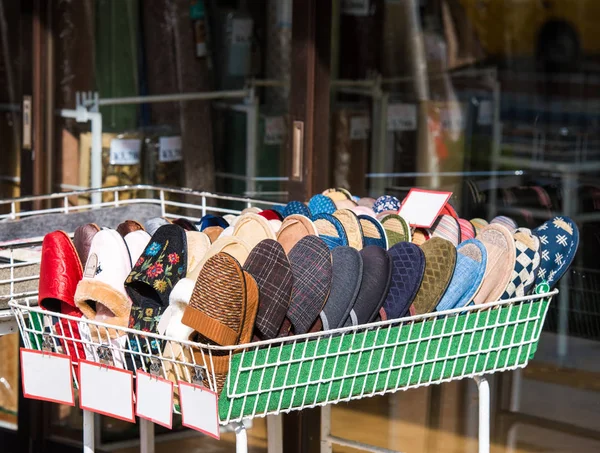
[196,214,229,231]
[188,236,251,281]
[308,194,337,216]
[343,246,392,326]
[412,237,456,314]
[491,216,518,233]
[285,236,332,335]
[38,231,85,362]
[333,209,364,250]
[501,229,540,299]
[458,219,476,243]
[373,195,401,215]
[233,213,277,250]
[145,217,172,235]
[116,220,145,237]
[436,239,487,311]
[428,215,460,246]
[284,200,311,218]
[312,213,349,250]
[319,247,363,330]
[358,215,388,249]
[533,216,579,289]
[473,224,516,304]
[379,214,411,246]
[276,214,318,254]
[73,223,100,268]
[244,239,293,340]
[470,218,488,236]
[382,242,425,319]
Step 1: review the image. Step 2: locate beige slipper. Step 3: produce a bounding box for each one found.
[276,214,318,254]
[233,213,277,250]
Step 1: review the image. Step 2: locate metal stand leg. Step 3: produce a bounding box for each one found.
[234,422,248,453]
[506,369,523,453]
[83,410,95,453]
[140,419,155,453]
[267,415,283,453]
[474,376,490,453]
[321,405,333,453]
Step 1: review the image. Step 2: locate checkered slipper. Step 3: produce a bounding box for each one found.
[412,238,456,314]
[436,239,487,311]
[286,236,332,335]
[500,229,540,299]
[515,228,541,295]
[343,246,392,325]
[491,216,518,233]
[473,224,516,304]
[74,223,100,268]
[358,215,388,249]
[333,209,364,250]
[379,214,411,246]
[428,215,460,246]
[116,220,144,237]
[308,194,337,216]
[319,247,363,330]
[245,239,293,340]
[458,219,476,243]
[533,216,579,289]
[276,214,318,254]
[233,213,277,250]
[382,242,425,319]
[312,213,349,250]
[284,200,311,218]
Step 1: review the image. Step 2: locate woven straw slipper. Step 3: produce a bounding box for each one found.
[412,237,456,315]
[382,242,425,319]
[244,239,293,340]
[473,224,516,304]
[308,194,337,216]
[312,213,349,250]
[379,214,411,246]
[333,209,364,250]
[436,239,487,311]
[319,247,363,330]
[358,215,388,249]
[233,213,277,250]
[411,228,430,246]
[276,214,318,254]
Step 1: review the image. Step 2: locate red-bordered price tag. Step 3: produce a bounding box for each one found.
[136,370,174,429]
[20,348,75,406]
[179,381,220,439]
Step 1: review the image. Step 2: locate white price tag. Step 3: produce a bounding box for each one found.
[109,139,141,165]
[20,348,74,405]
[398,188,453,228]
[159,136,182,163]
[179,381,220,439]
[232,19,253,45]
[387,103,417,131]
[350,116,370,140]
[477,100,493,126]
[79,360,135,422]
[342,0,370,16]
[136,371,174,429]
[264,117,284,145]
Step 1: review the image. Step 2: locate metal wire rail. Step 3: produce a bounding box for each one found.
[10,290,556,453]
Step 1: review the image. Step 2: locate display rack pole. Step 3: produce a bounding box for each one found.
[474,376,490,453]
[233,422,248,453]
[83,409,95,453]
[140,419,155,453]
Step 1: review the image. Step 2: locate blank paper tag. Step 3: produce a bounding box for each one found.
[79,360,135,423]
[20,348,74,406]
[398,189,453,228]
[136,371,174,429]
[179,381,220,439]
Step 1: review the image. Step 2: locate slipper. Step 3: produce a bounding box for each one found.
[173,218,197,231]
[223,215,239,226]
[124,230,151,262]
[533,216,579,289]
[470,218,488,236]
[276,214,318,254]
[312,213,349,250]
[196,214,229,232]
[319,247,363,330]
[412,237,456,315]
[358,197,376,208]
[501,228,540,299]
[428,215,460,246]
[145,217,172,235]
[220,226,235,238]
[116,220,145,237]
[241,207,262,215]
[491,216,518,233]
[322,188,351,201]
[268,219,282,233]
[343,246,392,325]
[284,201,311,218]
[412,228,430,246]
[203,226,223,243]
[436,239,487,311]
[233,213,277,250]
[185,231,211,272]
[271,205,286,218]
[352,206,376,218]
[334,199,358,210]
[286,236,332,335]
[38,231,85,362]
[244,239,293,340]
[308,194,337,216]
[382,242,425,319]
[440,202,459,219]
[333,209,364,250]
[458,218,476,242]
[373,195,401,215]
[358,215,388,249]
[473,224,516,304]
[182,252,259,393]
[258,210,283,221]
[188,236,251,282]
[73,223,100,268]
[380,214,411,246]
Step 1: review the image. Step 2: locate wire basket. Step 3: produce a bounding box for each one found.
[10,289,556,425]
